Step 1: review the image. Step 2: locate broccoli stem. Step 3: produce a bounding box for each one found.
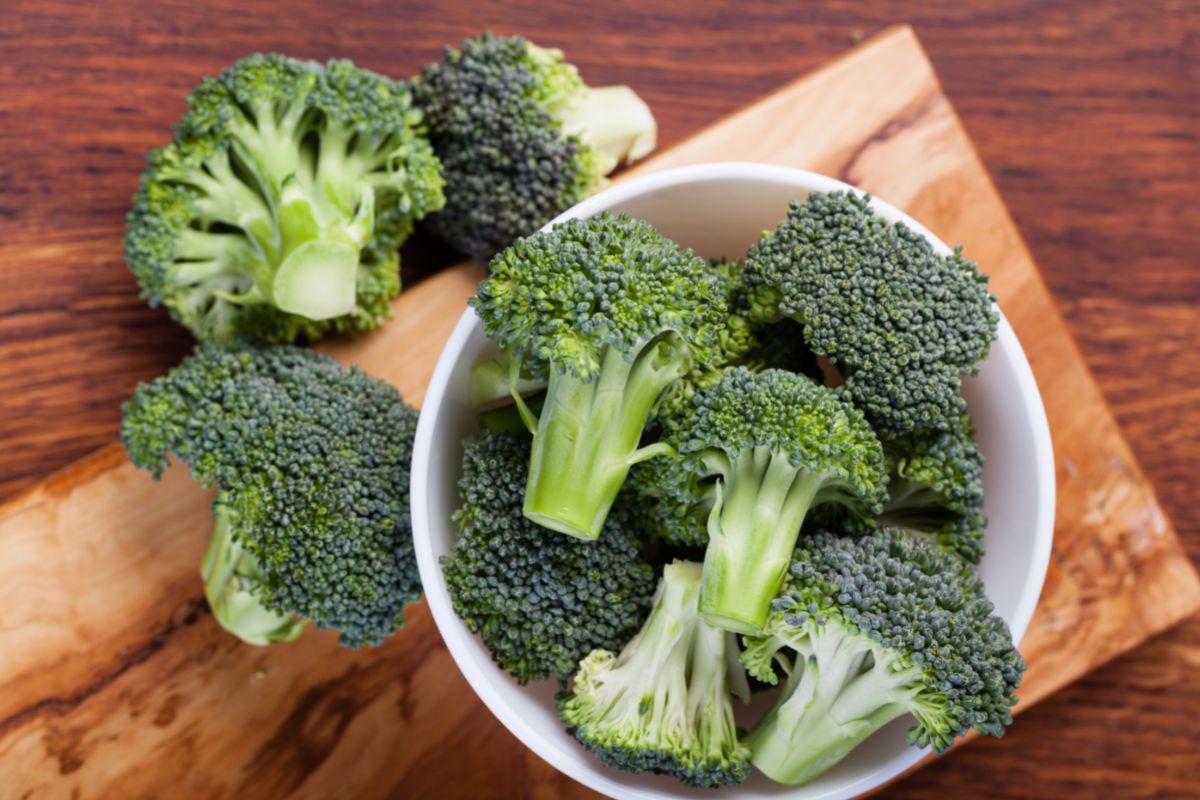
[523,336,692,540]
[687,621,747,763]
[201,509,305,647]
[566,561,702,731]
[743,624,916,786]
[698,448,824,634]
[558,85,657,176]
[467,351,547,407]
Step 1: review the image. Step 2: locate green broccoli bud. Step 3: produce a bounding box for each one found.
[120,343,421,648]
[415,33,656,261]
[559,560,751,788]
[623,458,715,548]
[442,431,656,684]
[741,529,1024,786]
[471,213,728,540]
[124,53,445,343]
[659,368,887,635]
[744,191,998,437]
[880,413,987,562]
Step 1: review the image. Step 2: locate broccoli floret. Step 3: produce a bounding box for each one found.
[651,257,759,423]
[124,53,445,343]
[120,343,421,647]
[559,560,751,788]
[415,33,656,261]
[880,414,987,562]
[744,191,998,437]
[624,458,715,547]
[471,213,728,540]
[741,529,1024,786]
[442,430,656,684]
[656,368,887,634]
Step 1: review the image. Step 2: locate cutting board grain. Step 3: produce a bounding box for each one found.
[0,24,1195,799]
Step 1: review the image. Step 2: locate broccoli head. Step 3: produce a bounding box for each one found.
[415,33,657,261]
[741,529,1024,786]
[745,191,998,437]
[651,257,760,424]
[623,457,715,547]
[125,53,445,343]
[442,430,657,684]
[656,368,887,634]
[471,213,728,540]
[120,343,421,647]
[559,560,751,788]
[880,413,987,562]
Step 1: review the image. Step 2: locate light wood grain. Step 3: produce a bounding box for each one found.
[0,22,1196,800]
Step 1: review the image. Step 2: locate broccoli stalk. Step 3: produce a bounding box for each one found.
[556,84,657,175]
[200,509,304,645]
[742,615,939,785]
[125,53,444,342]
[559,560,751,788]
[467,350,547,407]
[740,530,1025,786]
[699,450,827,634]
[523,334,694,538]
[656,368,887,634]
[472,214,727,540]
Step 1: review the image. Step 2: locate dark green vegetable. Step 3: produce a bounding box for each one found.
[656,368,887,634]
[125,53,444,343]
[121,343,420,647]
[442,430,656,684]
[880,414,987,562]
[472,213,727,540]
[741,529,1024,786]
[415,33,656,261]
[745,191,998,437]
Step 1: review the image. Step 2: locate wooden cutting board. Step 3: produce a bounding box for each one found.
[0,25,1195,798]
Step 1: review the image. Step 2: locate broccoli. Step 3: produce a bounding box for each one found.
[125,53,445,343]
[741,529,1024,786]
[471,213,728,540]
[653,368,886,634]
[744,191,998,437]
[559,560,751,788]
[623,458,715,548]
[880,414,987,562]
[442,430,656,684]
[650,257,759,424]
[415,33,657,261]
[120,343,421,647]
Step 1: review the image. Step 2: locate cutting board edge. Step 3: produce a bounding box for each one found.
[898,29,1200,609]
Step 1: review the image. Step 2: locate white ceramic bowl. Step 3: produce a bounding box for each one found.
[411,163,1055,800]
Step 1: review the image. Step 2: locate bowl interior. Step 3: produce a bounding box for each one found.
[412,164,1055,800]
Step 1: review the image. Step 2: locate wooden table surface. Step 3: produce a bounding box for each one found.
[1,1,1196,797]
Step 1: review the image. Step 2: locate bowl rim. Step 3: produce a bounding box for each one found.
[411,161,1056,800]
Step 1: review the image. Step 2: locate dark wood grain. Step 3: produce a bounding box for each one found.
[0,2,1196,797]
